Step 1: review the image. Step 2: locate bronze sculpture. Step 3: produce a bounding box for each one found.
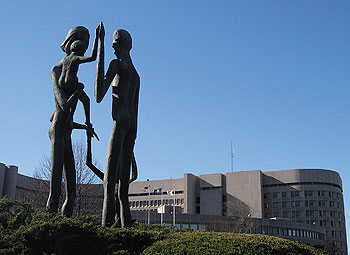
[95,23,140,227]
[47,25,100,216]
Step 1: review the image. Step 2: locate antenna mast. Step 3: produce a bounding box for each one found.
[230,141,234,172]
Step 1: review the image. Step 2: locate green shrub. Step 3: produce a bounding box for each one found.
[0,199,328,255]
[142,232,329,255]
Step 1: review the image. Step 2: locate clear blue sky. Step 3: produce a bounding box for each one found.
[1,0,349,248]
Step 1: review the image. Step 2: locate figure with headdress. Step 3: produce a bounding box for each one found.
[47,24,100,217]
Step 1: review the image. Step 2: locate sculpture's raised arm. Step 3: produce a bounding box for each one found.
[95,22,118,103]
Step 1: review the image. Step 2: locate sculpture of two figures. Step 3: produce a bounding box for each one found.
[47,22,140,228]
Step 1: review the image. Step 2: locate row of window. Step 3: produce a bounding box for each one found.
[265,190,342,200]
[326,240,346,249]
[326,230,346,238]
[256,226,322,240]
[265,210,344,221]
[264,200,343,209]
[170,223,206,231]
[129,198,184,208]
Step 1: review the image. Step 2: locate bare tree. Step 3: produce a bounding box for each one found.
[226,199,255,233]
[32,139,103,216]
[207,199,254,233]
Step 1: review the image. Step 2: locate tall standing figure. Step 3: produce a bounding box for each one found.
[47,25,99,217]
[95,23,140,227]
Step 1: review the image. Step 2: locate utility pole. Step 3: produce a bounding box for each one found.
[173,185,176,227]
[147,181,151,224]
[160,184,164,225]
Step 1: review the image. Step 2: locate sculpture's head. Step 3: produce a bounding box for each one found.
[61,26,89,55]
[112,29,132,59]
[70,40,87,56]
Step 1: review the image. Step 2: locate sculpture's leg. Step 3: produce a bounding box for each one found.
[78,89,91,124]
[102,122,125,227]
[118,132,134,227]
[61,138,76,217]
[47,136,64,214]
[114,182,121,226]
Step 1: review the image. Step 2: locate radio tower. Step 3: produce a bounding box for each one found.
[230,141,234,172]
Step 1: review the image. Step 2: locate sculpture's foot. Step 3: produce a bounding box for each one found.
[61,201,74,217]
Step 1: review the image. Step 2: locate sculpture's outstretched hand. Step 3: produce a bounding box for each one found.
[99,22,105,40]
[95,25,100,38]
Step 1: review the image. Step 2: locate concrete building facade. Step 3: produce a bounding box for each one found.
[127,169,347,254]
[0,164,347,255]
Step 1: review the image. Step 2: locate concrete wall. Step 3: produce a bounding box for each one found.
[199,173,224,216]
[184,173,198,214]
[263,169,343,190]
[226,170,263,218]
[1,164,18,198]
[0,163,5,197]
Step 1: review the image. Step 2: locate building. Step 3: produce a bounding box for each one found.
[128,169,347,254]
[0,163,346,255]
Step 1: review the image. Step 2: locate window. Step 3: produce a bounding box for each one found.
[283,211,289,218]
[273,202,278,208]
[305,190,313,197]
[282,201,288,208]
[273,212,280,217]
[196,197,200,203]
[291,201,300,207]
[264,193,269,199]
[309,200,314,206]
[282,192,287,198]
[264,203,269,209]
[319,210,326,217]
[319,200,325,207]
[273,192,278,198]
[318,191,325,197]
[305,201,309,207]
[291,191,300,197]
[275,228,280,235]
